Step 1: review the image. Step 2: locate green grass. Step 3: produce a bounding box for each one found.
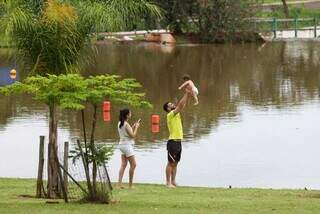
[255,6,320,31]
[258,6,320,19]
[262,0,299,3]
[1,178,320,214]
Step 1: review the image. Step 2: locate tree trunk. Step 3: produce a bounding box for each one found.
[90,104,98,198]
[281,0,289,18]
[81,109,89,164]
[47,104,60,199]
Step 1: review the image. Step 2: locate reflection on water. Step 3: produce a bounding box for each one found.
[0,53,19,86]
[1,41,320,188]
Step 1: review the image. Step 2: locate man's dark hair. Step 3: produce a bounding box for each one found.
[163,102,170,112]
[183,74,191,81]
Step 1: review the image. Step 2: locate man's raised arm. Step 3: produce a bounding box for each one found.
[173,91,189,114]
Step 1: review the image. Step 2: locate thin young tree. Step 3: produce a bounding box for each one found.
[84,75,151,198]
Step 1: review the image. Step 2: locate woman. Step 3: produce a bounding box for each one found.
[117,108,140,189]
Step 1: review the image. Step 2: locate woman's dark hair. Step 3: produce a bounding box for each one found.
[119,109,130,128]
[183,74,191,81]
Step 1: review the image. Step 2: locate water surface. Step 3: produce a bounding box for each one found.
[0,41,320,189]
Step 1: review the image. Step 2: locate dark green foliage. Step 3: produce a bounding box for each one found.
[198,0,260,43]
[153,0,261,43]
[154,0,198,33]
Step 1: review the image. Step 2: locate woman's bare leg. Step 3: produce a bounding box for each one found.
[118,154,128,188]
[127,155,137,189]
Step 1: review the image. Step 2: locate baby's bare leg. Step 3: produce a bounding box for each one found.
[192,91,199,105]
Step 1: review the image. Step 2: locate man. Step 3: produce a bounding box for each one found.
[163,91,190,188]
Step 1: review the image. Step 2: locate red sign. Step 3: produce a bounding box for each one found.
[103,111,111,122]
[103,101,111,112]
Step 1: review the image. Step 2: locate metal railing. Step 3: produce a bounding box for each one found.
[251,17,318,38]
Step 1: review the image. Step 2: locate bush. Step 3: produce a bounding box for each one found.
[198,0,260,43]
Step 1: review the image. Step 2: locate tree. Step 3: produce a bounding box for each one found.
[0,0,160,198]
[197,0,259,43]
[281,0,289,18]
[153,0,198,33]
[0,74,88,198]
[0,74,152,201]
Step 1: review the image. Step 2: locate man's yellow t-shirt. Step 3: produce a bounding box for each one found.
[167,110,183,140]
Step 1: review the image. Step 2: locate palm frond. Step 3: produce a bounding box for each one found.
[0,0,161,76]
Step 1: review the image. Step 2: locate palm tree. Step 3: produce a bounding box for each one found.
[0,0,161,199]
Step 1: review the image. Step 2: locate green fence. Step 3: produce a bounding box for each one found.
[251,18,318,38]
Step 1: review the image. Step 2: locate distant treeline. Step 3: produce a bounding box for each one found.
[140,0,262,43]
[0,0,263,43]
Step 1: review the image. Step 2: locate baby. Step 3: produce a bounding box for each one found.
[178,74,199,105]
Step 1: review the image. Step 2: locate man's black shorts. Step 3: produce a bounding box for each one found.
[167,140,182,163]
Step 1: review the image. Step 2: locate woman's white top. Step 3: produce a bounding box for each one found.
[118,121,135,145]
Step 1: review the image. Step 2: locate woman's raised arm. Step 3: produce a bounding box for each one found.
[125,122,140,138]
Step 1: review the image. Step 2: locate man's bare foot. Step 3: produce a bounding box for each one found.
[116,185,125,189]
[128,185,135,190]
[166,184,176,188]
[172,182,178,187]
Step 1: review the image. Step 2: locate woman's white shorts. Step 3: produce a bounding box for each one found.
[119,144,134,158]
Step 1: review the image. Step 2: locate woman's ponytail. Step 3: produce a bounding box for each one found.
[119,109,130,128]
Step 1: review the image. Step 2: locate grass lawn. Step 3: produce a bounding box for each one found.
[258,6,320,18]
[1,178,320,214]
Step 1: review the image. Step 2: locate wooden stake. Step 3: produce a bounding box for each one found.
[63,141,69,194]
[36,136,45,198]
[53,144,68,203]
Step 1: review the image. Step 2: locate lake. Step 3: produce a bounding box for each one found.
[1,41,320,189]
